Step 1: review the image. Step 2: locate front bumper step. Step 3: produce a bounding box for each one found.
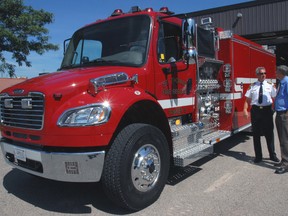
[1,141,105,182]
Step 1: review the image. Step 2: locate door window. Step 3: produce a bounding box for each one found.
[158,22,182,63]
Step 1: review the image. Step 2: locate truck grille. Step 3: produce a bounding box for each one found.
[0,92,44,130]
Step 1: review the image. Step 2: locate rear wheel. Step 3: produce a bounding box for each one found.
[102,123,170,211]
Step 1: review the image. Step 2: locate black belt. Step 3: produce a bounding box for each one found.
[252,105,272,110]
[276,110,288,114]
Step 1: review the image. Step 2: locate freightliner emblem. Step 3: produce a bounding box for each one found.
[13,89,24,94]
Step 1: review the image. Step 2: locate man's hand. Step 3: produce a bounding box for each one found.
[243,109,249,119]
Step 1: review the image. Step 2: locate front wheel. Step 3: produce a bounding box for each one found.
[102,123,170,211]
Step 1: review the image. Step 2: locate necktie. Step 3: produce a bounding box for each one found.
[258,82,263,104]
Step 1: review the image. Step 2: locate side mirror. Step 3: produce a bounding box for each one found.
[182,18,197,59]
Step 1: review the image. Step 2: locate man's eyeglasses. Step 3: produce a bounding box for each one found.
[257,72,266,75]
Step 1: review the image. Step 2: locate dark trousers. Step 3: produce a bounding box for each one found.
[275,111,288,166]
[251,105,276,159]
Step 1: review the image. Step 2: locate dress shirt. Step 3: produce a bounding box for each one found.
[275,76,288,111]
[245,80,276,106]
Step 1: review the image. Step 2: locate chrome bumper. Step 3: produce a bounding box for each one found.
[0,141,105,182]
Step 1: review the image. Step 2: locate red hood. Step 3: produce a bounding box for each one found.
[2,66,141,97]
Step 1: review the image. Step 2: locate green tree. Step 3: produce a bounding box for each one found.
[0,0,58,77]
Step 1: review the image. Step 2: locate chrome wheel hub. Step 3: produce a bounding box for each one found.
[131,144,161,192]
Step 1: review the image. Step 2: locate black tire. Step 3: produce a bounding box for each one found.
[102,123,170,211]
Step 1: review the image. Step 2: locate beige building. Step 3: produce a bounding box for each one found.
[0,78,27,92]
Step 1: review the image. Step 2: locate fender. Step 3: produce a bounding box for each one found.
[40,85,168,148]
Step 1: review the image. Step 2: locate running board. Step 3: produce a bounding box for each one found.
[201,130,232,145]
[174,143,213,167]
[172,124,231,167]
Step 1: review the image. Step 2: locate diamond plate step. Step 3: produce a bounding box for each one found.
[201,130,231,144]
[172,129,231,167]
[174,143,213,167]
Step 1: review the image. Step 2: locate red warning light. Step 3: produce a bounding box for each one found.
[159,7,174,15]
[111,9,123,16]
[145,8,153,12]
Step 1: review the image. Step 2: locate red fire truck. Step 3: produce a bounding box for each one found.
[0,6,275,210]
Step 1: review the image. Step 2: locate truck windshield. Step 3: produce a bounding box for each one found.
[60,15,151,69]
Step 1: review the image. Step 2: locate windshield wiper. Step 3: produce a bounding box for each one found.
[60,58,123,70]
[92,58,120,64]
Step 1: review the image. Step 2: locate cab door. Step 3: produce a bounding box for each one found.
[154,20,196,118]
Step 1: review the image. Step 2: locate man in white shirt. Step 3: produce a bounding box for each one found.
[243,67,279,163]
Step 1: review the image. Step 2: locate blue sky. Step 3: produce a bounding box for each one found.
[9,0,252,78]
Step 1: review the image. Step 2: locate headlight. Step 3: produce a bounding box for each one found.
[57,103,111,127]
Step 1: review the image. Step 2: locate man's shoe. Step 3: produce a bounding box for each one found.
[275,167,288,174]
[274,162,282,167]
[270,157,280,163]
[254,158,262,163]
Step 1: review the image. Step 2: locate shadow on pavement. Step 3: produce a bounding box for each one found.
[3,169,131,215]
[167,132,255,185]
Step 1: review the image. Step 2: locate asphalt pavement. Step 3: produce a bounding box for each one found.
[1,130,288,216]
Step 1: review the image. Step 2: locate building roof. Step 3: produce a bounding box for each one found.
[188,0,287,17]
[0,78,27,92]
